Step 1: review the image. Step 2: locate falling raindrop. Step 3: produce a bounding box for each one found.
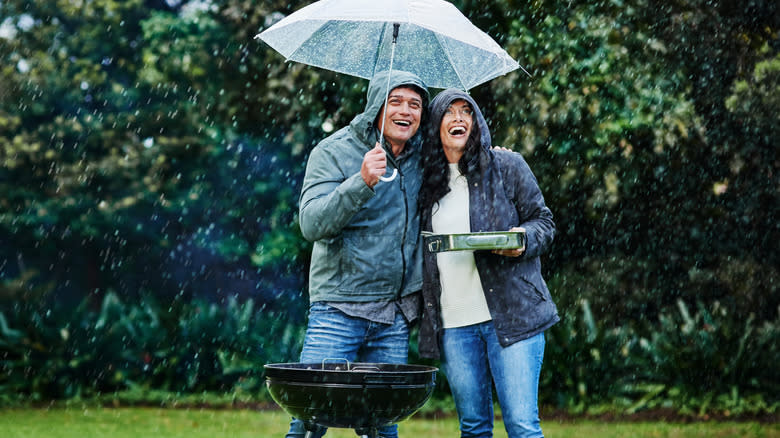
[17,14,35,31]
[16,59,30,73]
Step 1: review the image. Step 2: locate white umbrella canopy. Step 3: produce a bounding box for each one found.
[256,0,525,91]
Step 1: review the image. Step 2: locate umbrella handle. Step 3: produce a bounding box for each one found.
[379,168,398,182]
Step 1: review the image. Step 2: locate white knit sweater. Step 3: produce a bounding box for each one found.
[431,164,492,328]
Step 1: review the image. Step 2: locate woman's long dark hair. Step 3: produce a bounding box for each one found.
[419,109,483,213]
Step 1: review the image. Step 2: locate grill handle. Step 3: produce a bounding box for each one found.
[321,358,350,370]
[362,373,408,385]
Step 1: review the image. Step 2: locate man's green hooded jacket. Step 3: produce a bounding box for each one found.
[299,70,429,303]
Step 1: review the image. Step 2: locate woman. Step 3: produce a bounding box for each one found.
[418,89,559,438]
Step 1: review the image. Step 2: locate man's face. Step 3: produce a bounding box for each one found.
[375,86,423,151]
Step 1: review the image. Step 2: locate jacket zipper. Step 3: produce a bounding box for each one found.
[398,165,407,299]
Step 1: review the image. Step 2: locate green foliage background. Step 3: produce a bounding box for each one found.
[0,0,777,417]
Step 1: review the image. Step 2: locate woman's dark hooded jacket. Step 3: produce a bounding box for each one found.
[418,89,559,359]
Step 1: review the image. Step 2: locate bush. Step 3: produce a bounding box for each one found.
[0,278,303,404]
[543,259,779,416]
[629,299,780,416]
[542,299,638,413]
[2,266,777,418]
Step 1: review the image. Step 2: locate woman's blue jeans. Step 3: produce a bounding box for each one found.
[441,322,545,438]
[284,302,410,438]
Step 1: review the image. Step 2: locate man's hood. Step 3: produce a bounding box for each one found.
[427,88,492,151]
[350,70,429,148]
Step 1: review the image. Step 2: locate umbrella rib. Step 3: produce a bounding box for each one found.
[371,22,390,78]
[433,32,470,91]
[283,20,329,63]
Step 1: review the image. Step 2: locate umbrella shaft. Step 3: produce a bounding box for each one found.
[379,23,400,146]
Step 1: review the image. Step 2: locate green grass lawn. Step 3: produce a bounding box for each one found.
[0,407,776,438]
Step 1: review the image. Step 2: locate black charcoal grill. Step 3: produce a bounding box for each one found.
[265,360,438,438]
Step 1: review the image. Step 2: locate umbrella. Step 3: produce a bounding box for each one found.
[256,0,526,90]
[256,0,526,180]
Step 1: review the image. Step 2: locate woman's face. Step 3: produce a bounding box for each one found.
[439,99,473,163]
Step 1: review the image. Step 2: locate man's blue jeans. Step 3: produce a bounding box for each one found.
[284,302,410,438]
[441,322,545,438]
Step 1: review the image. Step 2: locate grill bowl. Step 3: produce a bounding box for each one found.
[264,362,438,430]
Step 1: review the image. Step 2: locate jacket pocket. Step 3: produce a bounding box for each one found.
[518,272,547,303]
[338,232,399,295]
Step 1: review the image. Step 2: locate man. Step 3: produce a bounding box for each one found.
[285,70,429,438]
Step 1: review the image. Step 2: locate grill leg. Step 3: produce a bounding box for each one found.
[304,428,325,438]
[354,427,378,438]
[302,422,326,438]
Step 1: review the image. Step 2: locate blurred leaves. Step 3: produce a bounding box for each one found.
[0,283,303,402]
[0,0,777,416]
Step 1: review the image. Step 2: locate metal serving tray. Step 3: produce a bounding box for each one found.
[421,231,526,253]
